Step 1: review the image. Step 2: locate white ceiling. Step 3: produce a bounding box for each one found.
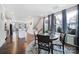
[2,4,77,18]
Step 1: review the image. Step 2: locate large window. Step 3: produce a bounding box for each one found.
[66,6,78,45]
[66,7,78,35]
[44,17,48,33]
[54,12,62,33]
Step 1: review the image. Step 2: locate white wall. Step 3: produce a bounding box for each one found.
[27,17,34,34]
[0,5,6,47]
[36,18,43,33]
[33,17,40,27]
[0,14,6,47]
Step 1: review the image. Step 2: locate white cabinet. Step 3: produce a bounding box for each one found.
[19,29,26,38]
[66,34,75,45]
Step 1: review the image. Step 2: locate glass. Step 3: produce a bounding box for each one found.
[66,6,78,35]
[66,6,78,46]
[44,17,48,33]
[54,12,62,33]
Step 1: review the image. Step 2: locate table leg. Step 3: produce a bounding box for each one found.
[51,41,53,54]
[51,44,53,54]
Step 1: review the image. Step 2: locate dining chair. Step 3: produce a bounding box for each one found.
[51,33,66,54]
[37,34,51,54]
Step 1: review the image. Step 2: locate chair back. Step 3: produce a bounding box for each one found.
[37,34,50,44]
[60,33,66,44]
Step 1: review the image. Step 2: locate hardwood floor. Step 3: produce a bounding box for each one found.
[0,33,33,54]
[0,32,79,54]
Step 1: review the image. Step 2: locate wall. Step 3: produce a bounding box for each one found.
[0,13,6,47]
[33,17,40,28]
[0,5,6,47]
[35,17,43,34]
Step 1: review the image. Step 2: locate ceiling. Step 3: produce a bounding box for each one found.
[2,4,77,19]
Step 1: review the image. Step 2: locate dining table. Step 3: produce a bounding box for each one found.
[36,33,59,54]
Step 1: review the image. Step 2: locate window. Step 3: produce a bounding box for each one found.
[44,17,48,33]
[54,12,62,33]
[66,7,78,35]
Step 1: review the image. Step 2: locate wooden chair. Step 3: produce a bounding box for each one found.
[51,33,66,54]
[37,34,51,54]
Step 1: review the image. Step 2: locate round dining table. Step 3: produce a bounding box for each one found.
[35,33,59,54]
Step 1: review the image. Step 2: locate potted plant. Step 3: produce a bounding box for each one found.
[57,26,62,33]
